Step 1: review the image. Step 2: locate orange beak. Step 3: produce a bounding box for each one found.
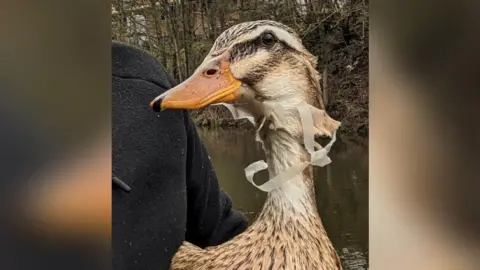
[149,49,241,111]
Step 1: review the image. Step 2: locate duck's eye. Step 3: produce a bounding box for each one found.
[261,33,275,47]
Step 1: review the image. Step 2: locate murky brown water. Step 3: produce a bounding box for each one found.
[198,128,369,270]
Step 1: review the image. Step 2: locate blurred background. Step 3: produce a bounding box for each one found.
[0,0,110,269]
[370,1,480,269]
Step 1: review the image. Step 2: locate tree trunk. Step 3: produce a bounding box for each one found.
[180,0,190,75]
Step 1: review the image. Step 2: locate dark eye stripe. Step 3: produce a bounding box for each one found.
[209,33,299,68]
[212,29,299,59]
[229,33,274,60]
[210,21,297,51]
[210,37,260,59]
[230,39,261,60]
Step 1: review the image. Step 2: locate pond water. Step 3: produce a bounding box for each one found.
[198,128,369,270]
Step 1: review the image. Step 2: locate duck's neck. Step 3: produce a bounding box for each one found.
[258,130,319,219]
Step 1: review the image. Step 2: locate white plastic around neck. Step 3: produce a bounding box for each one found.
[212,102,337,192]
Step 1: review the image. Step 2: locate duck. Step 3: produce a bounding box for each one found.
[150,20,342,270]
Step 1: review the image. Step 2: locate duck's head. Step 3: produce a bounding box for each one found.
[150,20,339,138]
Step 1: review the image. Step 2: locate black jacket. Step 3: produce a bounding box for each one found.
[112,42,248,270]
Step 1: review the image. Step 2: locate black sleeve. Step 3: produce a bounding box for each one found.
[111,41,247,249]
[183,111,248,248]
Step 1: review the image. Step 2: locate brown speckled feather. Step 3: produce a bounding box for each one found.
[170,20,342,270]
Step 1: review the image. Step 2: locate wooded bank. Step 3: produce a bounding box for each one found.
[112,0,368,136]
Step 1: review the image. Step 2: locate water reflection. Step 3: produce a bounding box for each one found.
[198,128,369,270]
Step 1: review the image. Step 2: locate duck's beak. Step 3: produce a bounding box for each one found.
[149,49,241,111]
